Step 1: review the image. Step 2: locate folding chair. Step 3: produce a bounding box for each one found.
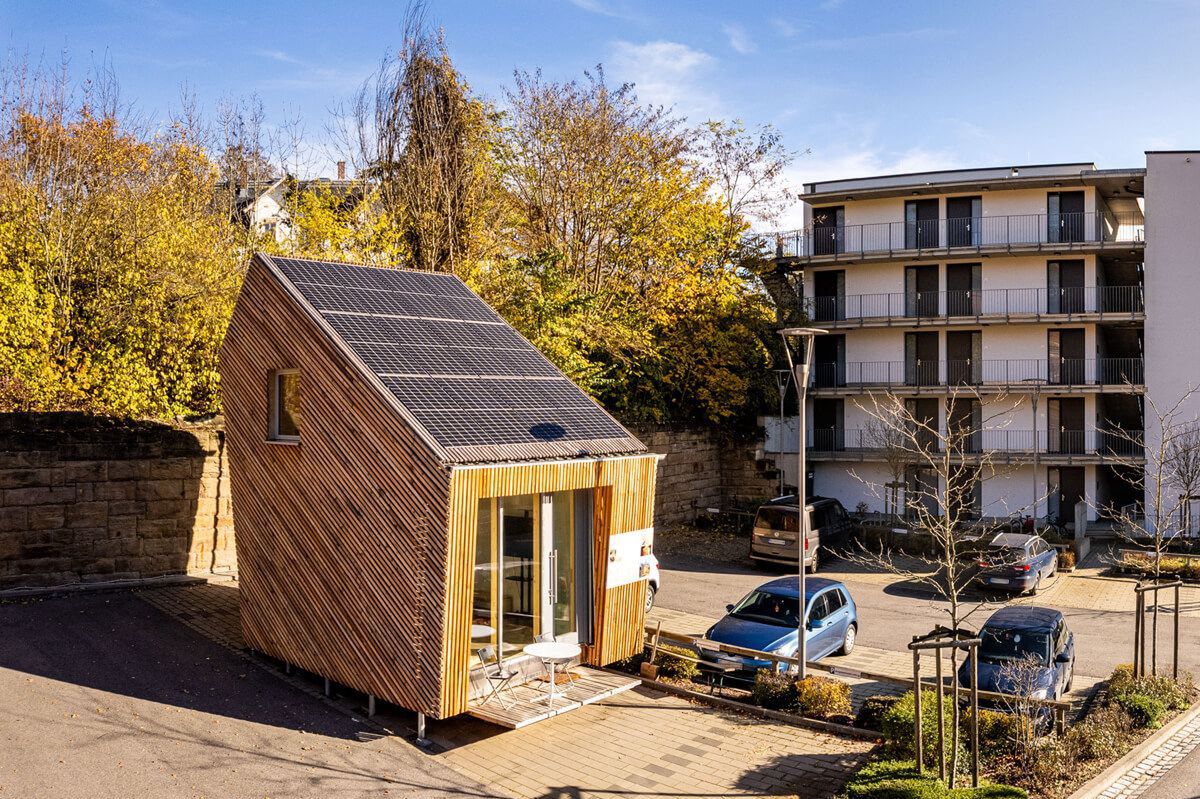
[476,645,519,709]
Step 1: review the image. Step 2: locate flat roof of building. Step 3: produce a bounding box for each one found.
[802,163,1145,203]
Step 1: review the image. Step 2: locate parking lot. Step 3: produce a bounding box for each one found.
[653,528,1200,683]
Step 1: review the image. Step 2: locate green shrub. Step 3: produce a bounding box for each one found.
[1114,693,1167,728]
[793,675,852,720]
[1106,662,1194,726]
[882,690,966,769]
[751,669,796,710]
[857,695,903,731]
[845,759,1027,799]
[654,643,699,680]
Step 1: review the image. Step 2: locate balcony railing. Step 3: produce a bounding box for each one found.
[773,211,1145,259]
[808,427,1145,458]
[808,285,1144,323]
[812,357,1145,389]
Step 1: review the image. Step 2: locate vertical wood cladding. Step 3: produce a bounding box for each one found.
[442,455,658,716]
[221,261,452,715]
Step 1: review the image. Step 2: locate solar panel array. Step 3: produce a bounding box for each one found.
[269,256,644,462]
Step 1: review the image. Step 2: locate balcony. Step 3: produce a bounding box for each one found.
[773,210,1145,262]
[811,357,1144,393]
[807,427,1145,463]
[808,286,1144,328]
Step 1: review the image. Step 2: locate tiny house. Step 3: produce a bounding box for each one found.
[219,254,657,721]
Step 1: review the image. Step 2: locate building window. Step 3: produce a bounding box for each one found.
[271,370,301,441]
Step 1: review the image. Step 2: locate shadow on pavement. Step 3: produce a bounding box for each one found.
[0,590,374,740]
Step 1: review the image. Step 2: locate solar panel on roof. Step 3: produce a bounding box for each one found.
[265,254,643,463]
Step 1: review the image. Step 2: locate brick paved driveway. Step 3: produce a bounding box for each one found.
[6,584,875,798]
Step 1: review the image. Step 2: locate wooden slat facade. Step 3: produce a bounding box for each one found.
[442,455,658,717]
[221,257,658,719]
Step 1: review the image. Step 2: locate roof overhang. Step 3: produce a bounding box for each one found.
[803,164,1145,204]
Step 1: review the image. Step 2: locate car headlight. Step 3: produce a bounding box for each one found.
[772,643,795,656]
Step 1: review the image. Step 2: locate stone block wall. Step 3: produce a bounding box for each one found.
[0,414,234,591]
[631,425,781,528]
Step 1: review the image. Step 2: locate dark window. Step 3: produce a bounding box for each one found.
[809,593,833,622]
[729,591,800,628]
[271,370,301,441]
[825,589,846,613]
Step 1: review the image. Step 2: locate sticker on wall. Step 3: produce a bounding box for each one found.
[606,527,654,588]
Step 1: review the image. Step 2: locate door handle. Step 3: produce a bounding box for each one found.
[548,550,558,604]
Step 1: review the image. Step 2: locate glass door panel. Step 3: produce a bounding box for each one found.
[500,494,538,655]
[548,491,577,641]
[472,499,498,661]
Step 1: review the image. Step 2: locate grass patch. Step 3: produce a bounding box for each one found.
[846,760,1026,799]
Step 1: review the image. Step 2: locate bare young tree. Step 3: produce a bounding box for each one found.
[1103,384,1200,674]
[846,385,1028,786]
[858,392,912,519]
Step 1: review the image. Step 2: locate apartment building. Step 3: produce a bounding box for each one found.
[770,156,1200,525]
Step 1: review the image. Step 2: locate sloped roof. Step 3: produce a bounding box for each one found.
[257,253,647,465]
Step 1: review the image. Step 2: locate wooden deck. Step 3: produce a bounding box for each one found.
[466,667,641,729]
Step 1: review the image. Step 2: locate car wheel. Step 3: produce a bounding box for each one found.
[645,583,656,613]
[1029,574,1040,596]
[839,623,857,656]
[806,552,819,574]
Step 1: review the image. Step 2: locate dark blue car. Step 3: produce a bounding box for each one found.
[974,533,1058,595]
[959,606,1076,702]
[699,576,858,673]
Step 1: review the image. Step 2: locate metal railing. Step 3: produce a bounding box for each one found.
[812,357,1145,388]
[807,427,1145,458]
[808,285,1145,323]
[774,211,1145,259]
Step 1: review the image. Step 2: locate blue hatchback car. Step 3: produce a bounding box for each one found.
[699,576,858,672]
[958,606,1076,701]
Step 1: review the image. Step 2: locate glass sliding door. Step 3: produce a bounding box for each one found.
[472,499,498,655]
[500,494,538,654]
[546,491,577,641]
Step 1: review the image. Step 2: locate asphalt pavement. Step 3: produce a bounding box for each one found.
[654,547,1200,680]
[0,592,481,799]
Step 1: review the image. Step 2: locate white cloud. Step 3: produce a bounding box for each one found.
[722,23,757,55]
[568,0,620,16]
[767,146,963,231]
[255,49,303,65]
[608,40,719,120]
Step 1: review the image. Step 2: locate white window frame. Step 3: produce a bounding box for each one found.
[269,369,301,443]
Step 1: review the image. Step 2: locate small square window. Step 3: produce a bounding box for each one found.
[271,370,301,441]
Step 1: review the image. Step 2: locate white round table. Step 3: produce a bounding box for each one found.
[470,624,495,640]
[523,641,581,707]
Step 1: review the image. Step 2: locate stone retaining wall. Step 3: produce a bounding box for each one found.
[0,414,234,591]
[631,425,781,527]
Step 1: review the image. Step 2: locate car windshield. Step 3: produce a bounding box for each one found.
[979,626,1051,665]
[728,590,801,628]
[986,545,1028,565]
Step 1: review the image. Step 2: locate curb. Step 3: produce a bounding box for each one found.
[0,571,238,601]
[1066,700,1200,799]
[630,673,882,741]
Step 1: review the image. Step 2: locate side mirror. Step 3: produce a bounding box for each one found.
[809,618,826,631]
[1055,651,1071,664]
[725,604,735,613]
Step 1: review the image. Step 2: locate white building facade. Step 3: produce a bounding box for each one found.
[771,160,1169,525]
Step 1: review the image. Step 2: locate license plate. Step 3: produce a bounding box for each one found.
[768,538,787,546]
[990,577,1010,585]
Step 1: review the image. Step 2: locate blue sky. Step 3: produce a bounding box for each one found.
[5,0,1200,226]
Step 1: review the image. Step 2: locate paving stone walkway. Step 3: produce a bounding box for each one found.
[1097,712,1200,799]
[138,582,876,798]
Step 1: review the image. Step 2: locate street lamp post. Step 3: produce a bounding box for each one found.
[779,326,828,681]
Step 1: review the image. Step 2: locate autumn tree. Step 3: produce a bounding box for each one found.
[0,56,242,416]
